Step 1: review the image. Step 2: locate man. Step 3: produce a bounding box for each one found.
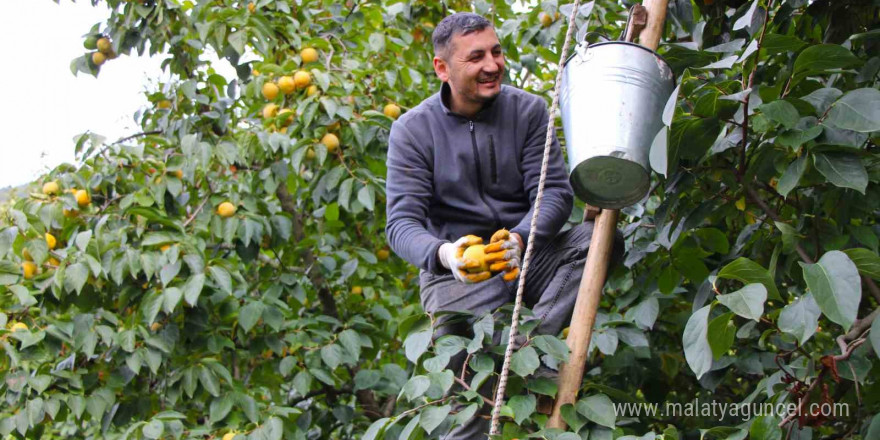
[385,12,620,438]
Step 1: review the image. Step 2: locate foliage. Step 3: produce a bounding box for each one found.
[1,0,879,439]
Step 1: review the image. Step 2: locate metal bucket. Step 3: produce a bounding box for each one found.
[560,41,674,209]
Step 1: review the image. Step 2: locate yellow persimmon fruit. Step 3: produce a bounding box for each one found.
[63,209,78,218]
[96,37,111,53]
[247,2,255,13]
[92,52,106,66]
[539,12,553,27]
[562,327,570,338]
[217,202,236,218]
[42,181,60,196]
[293,70,311,88]
[160,244,171,252]
[22,261,37,279]
[150,322,162,332]
[222,433,236,440]
[321,133,340,153]
[45,233,57,250]
[157,100,172,109]
[306,85,319,97]
[262,82,280,100]
[47,257,60,267]
[11,322,29,332]
[305,148,316,160]
[262,103,280,119]
[22,248,33,261]
[383,103,401,119]
[174,170,183,179]
[278,75,296,94]
[462,244,489,272]
[735,197,746,211]
[300,47,318,64]
[352,286,363,295]
[75,189,91,207]
[376,249,390,261]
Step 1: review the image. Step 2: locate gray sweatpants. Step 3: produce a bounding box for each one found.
[417,221,623,439]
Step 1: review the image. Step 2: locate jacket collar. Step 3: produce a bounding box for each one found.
[438,82,501,121]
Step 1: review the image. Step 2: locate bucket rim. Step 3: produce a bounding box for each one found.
[563,40,675,81]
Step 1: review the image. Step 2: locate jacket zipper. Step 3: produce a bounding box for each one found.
[488,135,498,184]
[469,121,502,230]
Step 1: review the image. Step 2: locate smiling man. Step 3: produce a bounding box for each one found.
[385,12,617,438]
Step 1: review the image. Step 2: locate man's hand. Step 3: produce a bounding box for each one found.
[484,229,523,281]
[438,235,492,283]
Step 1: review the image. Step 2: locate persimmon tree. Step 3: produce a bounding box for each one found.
[1,0,878,439]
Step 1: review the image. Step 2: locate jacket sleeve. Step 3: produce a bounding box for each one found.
[384,120,448,274]
[509,96,574,252]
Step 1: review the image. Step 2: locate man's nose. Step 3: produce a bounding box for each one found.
[482,56,500,73]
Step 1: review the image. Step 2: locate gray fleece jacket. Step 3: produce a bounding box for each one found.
[385,82,574,275]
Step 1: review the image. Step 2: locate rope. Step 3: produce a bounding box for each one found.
[488,0,583,435]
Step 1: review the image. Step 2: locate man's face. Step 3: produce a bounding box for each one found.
[434,27,505,108]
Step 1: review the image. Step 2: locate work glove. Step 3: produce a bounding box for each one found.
[438,235,492,284]
[484,228,522,281]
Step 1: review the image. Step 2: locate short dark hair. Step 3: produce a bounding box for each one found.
[432,13,492,59]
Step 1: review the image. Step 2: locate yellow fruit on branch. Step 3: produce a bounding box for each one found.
[22,261,37,279]
[63,209,78,218]
[42,181,60,195]
[92,52,107,66]
[300,47,318,64]
[75,189,91,207]
[278,108,295,126]
[262,82,280,100]
[539,11,553,27]
[22,248,33,261]
[306,85,319,97]
[278,75,296,94]
[47,257,60,267]
[321,133,340,153]
[352,286,363,295]
[383,103,401,119]
[262,103,280,119]
[157,100,172,109]
[96,37,111,53]
[293,70,311,89]
[160,244,171,252]
[217,202,236,218]
[462,244,489,273]
[150,322,162,331]
[11,322,29,332]
[45,233,57,250]
[247,2,255,13]
[305,148,316,160]
[222,433,237,440]
[376,249,390,261]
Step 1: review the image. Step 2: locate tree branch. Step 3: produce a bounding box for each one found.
[453,376,496,407]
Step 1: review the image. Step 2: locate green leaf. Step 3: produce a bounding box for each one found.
[867,414,880,440]
[320,344,345,370]
[25,238,49,265]
[717,284,766,321]
[63,263,89,295]
[362,418,389,440]
[717,258,780,300]
[508,394,536,424]
[403,329,432,363]
[777,125,823,149]
[561,403,587,433]
[238,301,265,332]
[761,34,806,55]
[183,273,205,306]
[749,415,782,440]
[779,294,821,345]
[792,44,860,78]
[695,228,730,254]
[209,395,234,422]
[209,266,232,294]
[813,153,868,194]
[683,305,712,379]
[419,404,451,435]
[777,156,806,198]
[357,185,375,211]
[293,371,311,396]
[758,101,799,130]
[531,335,570,363]
[398,415,421,440]
[354,369,381,391]
[669,117,721,162]
[800,251,861,331]
[842,248,880,279]
[142,420,164,439]
[774,222,798,253]
[826,88,880,133]
[707,312,736,360]
[510,345,540,376]
[162,287,182,314]
[576,394,616,428]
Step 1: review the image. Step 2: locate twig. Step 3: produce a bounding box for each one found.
[391,395,455,421]
[738,0,773,177]
[336,149,367,184]
[183,193,211,227]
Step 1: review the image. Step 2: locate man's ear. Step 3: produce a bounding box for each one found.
[433,56,449,82]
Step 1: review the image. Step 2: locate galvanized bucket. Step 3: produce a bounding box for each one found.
[560,41,674,209]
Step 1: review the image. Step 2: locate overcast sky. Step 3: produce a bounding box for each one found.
[0,1,239,189]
